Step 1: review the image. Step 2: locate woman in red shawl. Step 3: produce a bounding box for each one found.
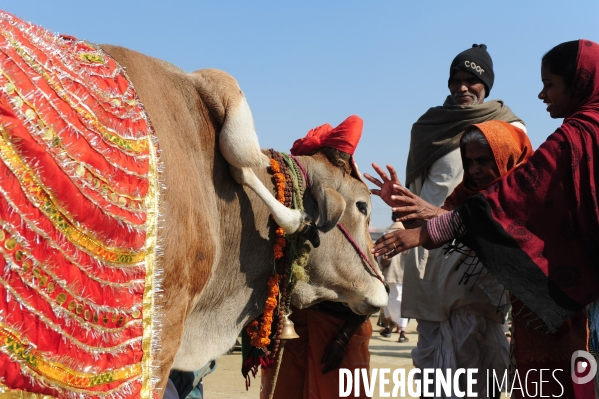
[372,39,599,398]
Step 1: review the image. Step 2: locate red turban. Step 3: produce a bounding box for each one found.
[290,115,363,156]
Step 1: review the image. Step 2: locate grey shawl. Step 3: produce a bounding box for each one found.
[405,97,524,186]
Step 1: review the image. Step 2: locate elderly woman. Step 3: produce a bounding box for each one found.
[371,120,533,225]
[368,120,533,398]
[371,39,599,398]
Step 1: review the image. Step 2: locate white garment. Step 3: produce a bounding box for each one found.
[401,120,528,320]
[401,147,511,399]
[383,283,408,329]
[401,149,508,324]
[412,309,510,399]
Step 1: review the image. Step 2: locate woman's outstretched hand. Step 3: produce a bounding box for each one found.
[390,185,448,223]
[371,227,431,258]
[364,163,447,223]
[364,163,405,208]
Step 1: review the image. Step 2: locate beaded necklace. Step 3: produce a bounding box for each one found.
[245,150,309,358]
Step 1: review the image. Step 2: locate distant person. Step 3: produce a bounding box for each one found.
[167,361,217,399]
[365,44,525,398]
[377,217,409,342]
[373,39,599,399]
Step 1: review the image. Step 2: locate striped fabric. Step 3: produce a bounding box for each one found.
[426,210,466,244]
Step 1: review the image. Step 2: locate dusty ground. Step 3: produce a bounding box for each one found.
[202,316,419,399]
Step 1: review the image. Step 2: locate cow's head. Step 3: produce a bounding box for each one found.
[291,148,388,316]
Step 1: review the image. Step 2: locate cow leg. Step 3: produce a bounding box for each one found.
[229,165,311,233]
[218,97,310,234]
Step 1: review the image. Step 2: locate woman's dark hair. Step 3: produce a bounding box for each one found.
[541,40,579,90]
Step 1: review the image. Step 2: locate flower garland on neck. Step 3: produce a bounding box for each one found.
[246,157,287,350]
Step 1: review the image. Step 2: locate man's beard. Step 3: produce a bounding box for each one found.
[450,94,482,106]
[468,96,483,106]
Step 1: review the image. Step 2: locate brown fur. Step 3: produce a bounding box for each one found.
[101,45,386,394]
[319,147,352,175]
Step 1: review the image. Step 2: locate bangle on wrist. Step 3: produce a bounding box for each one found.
[334,339,348,349]
[341,331,350,344]
[336,333,350,347]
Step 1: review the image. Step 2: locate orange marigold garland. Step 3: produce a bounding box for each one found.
[270,158,286,204]
[247,275,280,348]
[273,227,286,260]
[246,157,287,350]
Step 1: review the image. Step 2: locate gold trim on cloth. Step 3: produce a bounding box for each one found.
[0,31,150,155]
[0,125,146,265]
[0,325,141,389]
[0,67,148,211]
[0,278,142,353]
[0,189,146,288]
[140,135,160,399]
[0,383,58,399]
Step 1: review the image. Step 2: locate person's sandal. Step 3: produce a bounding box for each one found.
[398,331,409,342]
[379,327,391,338]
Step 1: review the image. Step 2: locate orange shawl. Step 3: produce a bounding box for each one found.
[442,120,533,210]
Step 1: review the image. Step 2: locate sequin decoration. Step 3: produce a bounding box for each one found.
[0,11,160,399]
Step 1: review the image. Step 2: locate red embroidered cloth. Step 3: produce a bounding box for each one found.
[0,11,160,398]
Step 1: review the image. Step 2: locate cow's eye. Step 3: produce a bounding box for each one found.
[356,201,368,215]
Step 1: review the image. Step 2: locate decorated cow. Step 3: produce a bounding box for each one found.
[0,11,387,398]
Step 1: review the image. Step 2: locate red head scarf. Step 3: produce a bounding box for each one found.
[290,115,363,156]
[443,120,533,210]
[566,39,599,117]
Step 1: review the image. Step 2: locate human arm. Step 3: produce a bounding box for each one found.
[320,319,365,374]
[394,149,462,227]
[371,226,436,258]
[390,184,449,227]
[371,211,467,258]
[364,163,435,226]
[363,163,404,208]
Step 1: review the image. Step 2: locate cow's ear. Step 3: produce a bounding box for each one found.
[313,182,346,232]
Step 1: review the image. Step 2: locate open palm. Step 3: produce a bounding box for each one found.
[364,163,404,207]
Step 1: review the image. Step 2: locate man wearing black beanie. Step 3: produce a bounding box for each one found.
[448,43,495,99]
[366,43,527,398]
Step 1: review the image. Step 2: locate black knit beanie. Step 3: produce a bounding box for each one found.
[448,44,494,97]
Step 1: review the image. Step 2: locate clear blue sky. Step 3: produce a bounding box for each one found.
[5,2,598,229]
